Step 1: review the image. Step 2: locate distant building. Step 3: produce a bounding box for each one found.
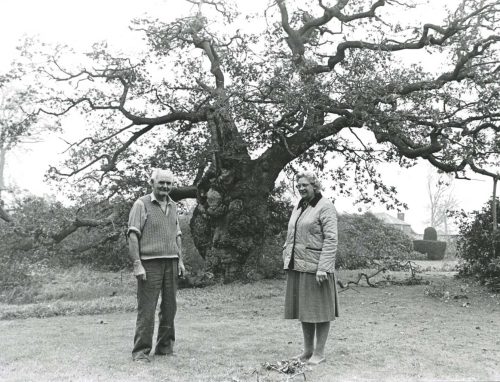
[372,212,418,238]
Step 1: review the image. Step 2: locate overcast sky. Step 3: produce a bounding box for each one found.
[0,0,493,234]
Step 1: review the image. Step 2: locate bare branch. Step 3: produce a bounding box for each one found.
[62,123,135,154]
[299,0,385,37]
[194,40,225,90]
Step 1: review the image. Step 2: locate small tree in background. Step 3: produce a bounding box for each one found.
[455,199,500,291]
[425,167,459,235]
[0,56,60,223]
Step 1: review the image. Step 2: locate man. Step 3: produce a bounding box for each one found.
[127,168,185,363]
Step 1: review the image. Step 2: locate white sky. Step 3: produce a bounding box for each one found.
[0,0,494,234]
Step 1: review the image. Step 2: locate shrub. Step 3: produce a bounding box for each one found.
[455,199,500,290]
[423,226,438,241]
[0,196,61,291]
[337,212,414,269]
[413,226,447,260]
[0,195,131,293]
[413,240,447,260]
[408,250,428,261]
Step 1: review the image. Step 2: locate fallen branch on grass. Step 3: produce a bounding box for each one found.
[51,212,119,243]
[344,269,385,288]
[338,260,425,290]
[70,231,122,254]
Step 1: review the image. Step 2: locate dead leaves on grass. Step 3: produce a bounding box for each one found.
[424,283,473,307]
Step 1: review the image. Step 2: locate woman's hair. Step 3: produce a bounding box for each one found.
[296,171,323,194]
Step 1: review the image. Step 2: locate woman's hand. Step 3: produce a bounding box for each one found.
[316,270,328,284]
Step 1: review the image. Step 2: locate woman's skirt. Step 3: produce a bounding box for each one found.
[284,270,339,322]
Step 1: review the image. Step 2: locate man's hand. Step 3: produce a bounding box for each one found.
[133,260,147,281]
[178,259,185,278]
[316,270,327,285]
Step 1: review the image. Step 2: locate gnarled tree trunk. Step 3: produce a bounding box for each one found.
[191,161,276,282]
[189,158,276,282]
[185,108,282,282]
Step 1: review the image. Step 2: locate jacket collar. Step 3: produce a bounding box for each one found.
[149,192,174,205]
[298,193,322,209]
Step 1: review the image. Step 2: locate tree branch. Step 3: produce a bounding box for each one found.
[51,212,119,243]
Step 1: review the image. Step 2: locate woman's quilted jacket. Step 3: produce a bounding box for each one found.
[283,195,338,273]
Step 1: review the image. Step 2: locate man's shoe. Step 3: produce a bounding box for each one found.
[154,349,174,356]
[155,342,174,356]
[133,354,151,363]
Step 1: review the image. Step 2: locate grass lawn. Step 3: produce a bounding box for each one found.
[0,266,499,382]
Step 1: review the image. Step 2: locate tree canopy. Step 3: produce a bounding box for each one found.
[21,0,499,200]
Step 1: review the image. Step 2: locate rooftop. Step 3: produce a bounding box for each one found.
[372,212,411,226]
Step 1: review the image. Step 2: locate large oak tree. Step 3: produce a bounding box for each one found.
[25,0,500,281]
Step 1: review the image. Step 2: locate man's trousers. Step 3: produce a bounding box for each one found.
[132,258,178,359]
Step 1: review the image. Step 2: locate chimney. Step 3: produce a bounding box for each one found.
[397,212,405,221]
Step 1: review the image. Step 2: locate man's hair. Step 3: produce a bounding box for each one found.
[150,168,175,183]
[296,171,323,193]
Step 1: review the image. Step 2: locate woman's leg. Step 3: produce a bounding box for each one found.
[308,321,330,365]
[297,322,315,361]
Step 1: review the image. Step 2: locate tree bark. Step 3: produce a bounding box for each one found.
[493,177,497,234]
[492,176,498,259]
[189,156,278,282]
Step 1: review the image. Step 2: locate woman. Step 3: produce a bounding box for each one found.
[283,171,339,365]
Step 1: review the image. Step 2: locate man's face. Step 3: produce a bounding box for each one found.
[152,173,174,199]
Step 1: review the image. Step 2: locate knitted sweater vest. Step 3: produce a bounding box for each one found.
[139,195,179,259]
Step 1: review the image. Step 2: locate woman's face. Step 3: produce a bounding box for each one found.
[296,177,315,201]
